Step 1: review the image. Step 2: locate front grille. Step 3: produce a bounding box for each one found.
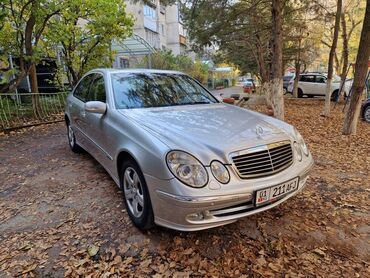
[231,141,293,179]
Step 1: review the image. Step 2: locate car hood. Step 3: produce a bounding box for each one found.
[119,103,293,164]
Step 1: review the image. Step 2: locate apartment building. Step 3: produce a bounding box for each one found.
[115,0,191,68]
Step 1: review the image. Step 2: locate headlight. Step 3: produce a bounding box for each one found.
[210,160,230,184]
[166,151,208,188]
[294,142,302,161]
[294,128,309,156]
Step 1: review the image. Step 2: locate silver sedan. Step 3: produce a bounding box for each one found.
[65,69,314,231]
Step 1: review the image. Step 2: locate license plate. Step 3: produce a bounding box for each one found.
[255,177,299,206]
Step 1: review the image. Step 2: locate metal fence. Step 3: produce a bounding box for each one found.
[0,92,68,132]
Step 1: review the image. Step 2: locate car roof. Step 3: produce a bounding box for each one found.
[89,68,186,75]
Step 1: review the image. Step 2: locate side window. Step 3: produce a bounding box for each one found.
[316,75,326,83]
[300,75,315,82]
[73,74,94,102]
[87,75,106,103]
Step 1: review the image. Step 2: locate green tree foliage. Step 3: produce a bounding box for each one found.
[44,0,133,87]
[143,50,209,83]
[180,0,323,82]
[181,0,272,82]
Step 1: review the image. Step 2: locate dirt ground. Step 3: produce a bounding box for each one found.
[0,98,369,277]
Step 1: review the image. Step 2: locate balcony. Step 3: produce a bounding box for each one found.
[179,35,186,46]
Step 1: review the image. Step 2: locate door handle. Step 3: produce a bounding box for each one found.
[80,111,86,117]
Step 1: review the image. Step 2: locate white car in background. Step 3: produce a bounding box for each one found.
[287,73,351,100]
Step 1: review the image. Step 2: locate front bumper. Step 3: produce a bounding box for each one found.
[145,156,314,231]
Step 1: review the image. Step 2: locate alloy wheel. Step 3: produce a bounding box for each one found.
[123,167,144,218]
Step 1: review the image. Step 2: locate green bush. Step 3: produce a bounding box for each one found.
[142,50,208,83]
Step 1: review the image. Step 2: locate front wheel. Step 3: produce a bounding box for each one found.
[121,160,154,230]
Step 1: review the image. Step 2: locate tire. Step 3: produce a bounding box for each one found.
[331,90,339,102]
[297,88,303,98]
[364,105,370,123]
[283,87,287,95]
[120,159,154,230]
[67,122,83,153]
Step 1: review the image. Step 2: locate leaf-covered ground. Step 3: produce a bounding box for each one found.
[0,98,369,277]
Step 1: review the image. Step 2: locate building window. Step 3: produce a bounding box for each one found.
[159,2,166,14]
[161,24,165,36]
[119,57,129,69]
[144,5,157,20]
[143,4,158,32]
[145,28,159,49]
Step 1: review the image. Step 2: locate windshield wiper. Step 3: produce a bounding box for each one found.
[179,101,212,105]
[146,101,212,108]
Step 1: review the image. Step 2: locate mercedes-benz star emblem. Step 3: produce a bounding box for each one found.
[256,125,264,138]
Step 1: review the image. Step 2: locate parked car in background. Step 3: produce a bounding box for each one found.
[361,97,370,123]
[283,75,295,94]
[65,69,314,231]
[242,78,256,93]
[0,58,62,94]
[242,80,254,93]
[287,73,350,100]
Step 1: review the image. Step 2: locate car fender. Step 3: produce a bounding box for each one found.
[110,110,173,181]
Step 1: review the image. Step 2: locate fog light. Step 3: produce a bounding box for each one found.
[187,212,204,221]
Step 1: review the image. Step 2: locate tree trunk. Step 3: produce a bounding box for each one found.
[269,0,284,120]
[293,59,300,98]
[340,12,349,97]
[25,4,42,118]
[29,63,42,118]
[323,0,342,117]
[293,34,302,99]
[342,0,370,135]
[255,36,269,83]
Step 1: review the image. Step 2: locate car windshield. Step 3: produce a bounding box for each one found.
[111,73,218,109]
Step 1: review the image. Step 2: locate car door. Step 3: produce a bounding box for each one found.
[314,75,327,96]
[299,75,316,95]
[69,74,95,148]
[84,74,114,168]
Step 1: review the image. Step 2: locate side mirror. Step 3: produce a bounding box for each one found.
[85,101,107,114]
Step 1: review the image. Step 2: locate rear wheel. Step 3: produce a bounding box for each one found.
[331,90,339,102]
[297,88,303,98]
[121,160,154,230]
[67,122,83,153]
[364,106,370,123]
